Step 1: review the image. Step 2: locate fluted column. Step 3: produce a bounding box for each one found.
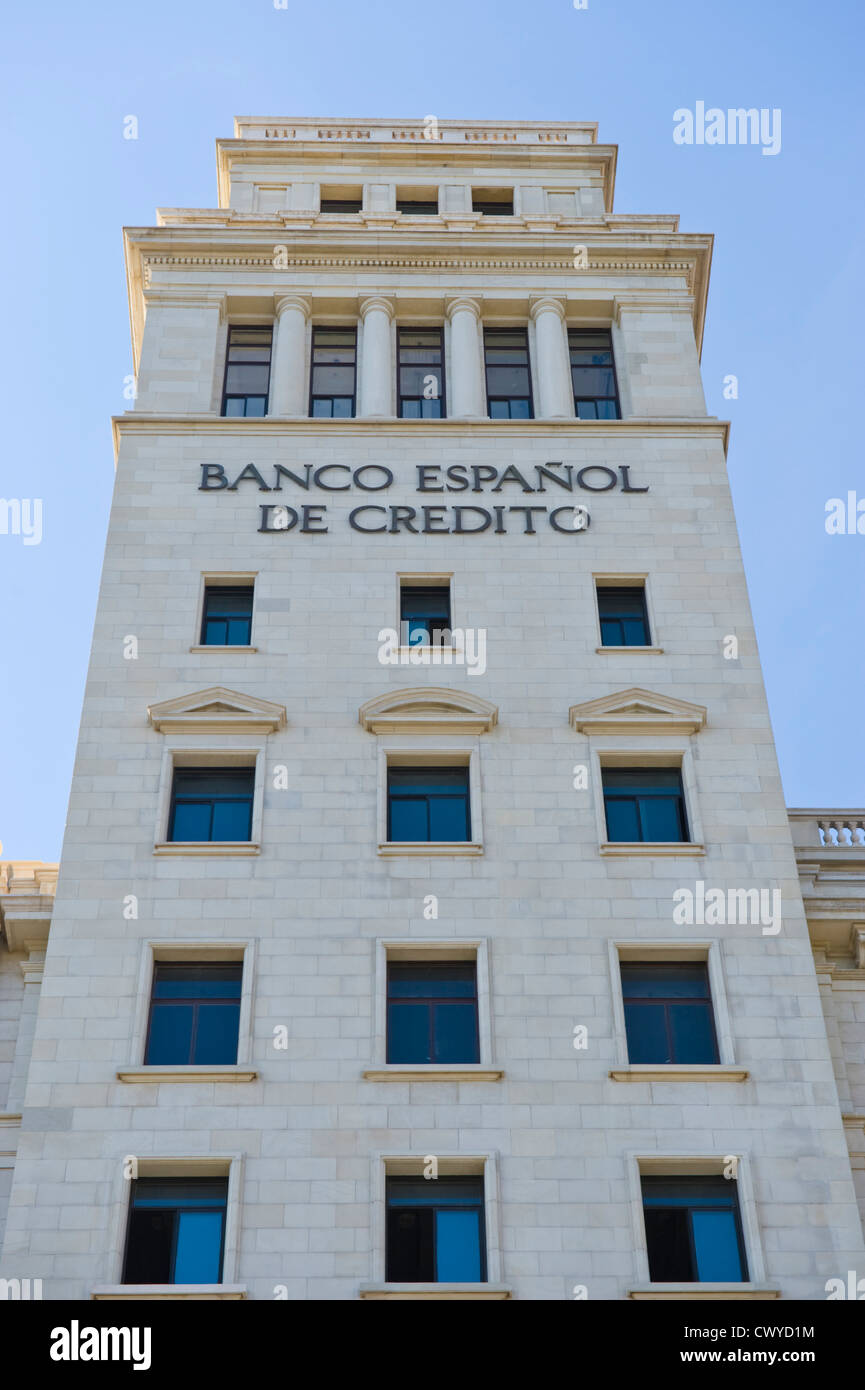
[358,296,395,417]
[530,297,573,419]
[269,294,311,415]
[445,296,485,418]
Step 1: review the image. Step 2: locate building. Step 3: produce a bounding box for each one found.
[0,117,863,1301]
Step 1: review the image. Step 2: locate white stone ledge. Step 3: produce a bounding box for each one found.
[153,842,261,857]
[378,841,483,858]
[363,1065,504,1083]
[609,1065,749,1083]
[628,1284,780,1301]
[0,1113,22,1128]
[91,1285,248,1300]
[359,1283,511,1300]
[188,645,258,654]
[599,841,706,858]
[595,646,665,655]
[116,1065,258,1084]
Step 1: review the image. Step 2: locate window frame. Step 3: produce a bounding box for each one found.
[602,764,690,845]
[378,745,483,856]
[385,1174,488,1283]
[386,959,480,1066]
[641,1175,749,1285]
[596,584,651,648]
[397,326,446,419]
[122,1176,229,1286]
[610,942,737,1072]
[143,961,244,1068]
[220,324,273,418]
[590,747,705,858]
[471,188,514,216]
[168,765,256,845]
[191,573,258,654]
[199,584,255,648]
[154,748,265,857]
[309,324,358,418]
[126,941,256,1075]
[483,326,534,420]
[619,960,720,1066]
[567,327,621,421]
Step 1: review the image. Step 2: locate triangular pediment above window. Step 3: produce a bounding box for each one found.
[569,687,707,736]
[359,687,498,735]
[147,686,287,735]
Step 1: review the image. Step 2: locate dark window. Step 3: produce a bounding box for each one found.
[602,767,689,843]
[168,767,254,843]
[319,198,362,213]
[621,963,719,1065]
[568,329,620,419]
[597,586,650,646]
[484,328,533,419]
[398,329,445,418]
[642,1177,748,1283]
[221,326,272,417]
[472,194,514,216]
[145,963,242,1066]
[387,962,479,1064]
[399,584,451,645]
[386,1176,486,1282]
[310,327,357,418]
[396,199,439,215]
[200,586,253,646]
[387,766,471,843]
[123,1178,227,1284]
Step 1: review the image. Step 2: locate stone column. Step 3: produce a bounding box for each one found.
[358,297,395,417]
[6,950,46,1114]
[445,296,485,418]
[269,294,311,416]
[530,297,574,419]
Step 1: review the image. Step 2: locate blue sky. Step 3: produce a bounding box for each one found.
[1,0,863,859]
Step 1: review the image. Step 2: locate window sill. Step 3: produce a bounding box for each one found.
[363,1064,504,1083]
[117,1065,258,1084]
[91,1285,247,1301]
[628,1284,779,1301]
[609,1065,749,1083]
[595,646,664,655]
[359,1283,511,1301]
[189,645,258,654]
[600,841,705,858]
[378,841,483,858]
[153,841,261,857]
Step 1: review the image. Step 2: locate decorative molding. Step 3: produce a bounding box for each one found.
[91,1285,248,1301]
[610,1065,749,1083]
[358,1283,511,1300]
[360,687,498,736]
[147,686,286,735]
[117,1066,258,1084]
[378,841,483,859]
[363,1065,504,1083]
[600,841,706,858]
[569,687,707,737]
[628,1284,780,1301]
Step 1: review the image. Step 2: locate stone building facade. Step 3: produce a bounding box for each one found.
[0,117,862,1300]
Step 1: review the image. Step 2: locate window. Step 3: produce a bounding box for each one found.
[221,326,272,417]
[168,767,254,843]
[310,327,357,417]
[568,329,620,419]
[396,197,439,215]
[484,328,533,419]
[597,585,650,646]
[387,766,471,842]
[621,963,719,1065]
[602,767,689,843]
[642,1176,748,1283]
[319,198,362,213]
[123,1178,227,1284]
[472,190,513,215]
[398,329,445,418]
[145,963,243,1066]
[386,1176,486,1282]
[399,583,451,645]
[200,585,253,646]
[387,962,479,1064]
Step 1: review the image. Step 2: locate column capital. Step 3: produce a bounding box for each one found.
[359,295,395,321]
[274,293,312,319]
[445,295,483,321]
[529,295,567,323]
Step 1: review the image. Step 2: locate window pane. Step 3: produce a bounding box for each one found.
[146,1004,194,1064]
[433,1001,479,1063]
[670,1003,718,1064]
[223,398,245,417]
[571,366,616,396]
[624,1002,669,1064]
[211,799,252,841]
[605,798,640,842]
[508,398,531,419]
[389,963,475,998]
[386,1207,434,1282]
[312,364,355,393]
[389,797,428,841]
[400,588,450,620]
[153,966,242,999]
[124,1209,174,1283]
[621,965,709,1000]
[489,400,510,419]
[692,1210,744,1281]
[193,1003,241,1065]
[436,1209,482,1282]
[226,617,251,644]
[639,796,684,842]
[429,795,470,841]
[174,1209,224,1283]
[243,397,266,417]
[225,364,270,395]
[486,366,529,394]
[171,801,211,841]
[402,399,421,419]
[387,1001,430,1063]
[644,1207,692,1281]
[331,397,353,418]
[312,399,334,418]
[621,616,649,645]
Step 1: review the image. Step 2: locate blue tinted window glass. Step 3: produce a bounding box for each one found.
[402,399,421,418]
[639,797,683,842]
[436,1210,481,1282]
[489,400,509,419]
[174,1210,224,1283]
[621,965,708,1000]
[670,1003,718,1064]
[387,1002,430,1063]
[624,1002,669,1063]
[211,799,252,841]
[389,798,428,841]
[193,1004,241,1064]
[509,398,531,419]
[429,796,469,841]
[226,617,251,644]
[622,616,649,645]
[692,1209,745,1281]
[312,400,332,417]
[605,798,640,841]
[433,1002,479,1063]
[332,397,353,418]
[224,398,245,417]
[171,802,211,841]
[244,397,266,417]
[146,1005,194,1064]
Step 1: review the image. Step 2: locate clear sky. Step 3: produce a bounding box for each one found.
[1,0,863,860]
